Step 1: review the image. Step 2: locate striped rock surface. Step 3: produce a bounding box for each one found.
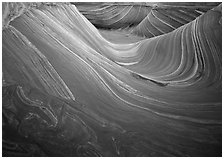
[74,2,220,35]
[132,2,221,37]
[73,2,152,29]
[2,2,222,157]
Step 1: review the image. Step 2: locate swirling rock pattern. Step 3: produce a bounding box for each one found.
[73,2,152,29]
[2,2,222,157]
[73,2,220,35]
[131,2,221,37]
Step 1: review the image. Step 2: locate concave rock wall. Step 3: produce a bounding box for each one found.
[74,2,220,35]
[2,2,222,157]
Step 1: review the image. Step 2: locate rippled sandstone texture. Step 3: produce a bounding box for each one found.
[2,2,222,157]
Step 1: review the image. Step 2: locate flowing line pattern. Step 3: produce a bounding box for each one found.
[132,2,221,38]
[73,2,152,29]
[2,2,222,157]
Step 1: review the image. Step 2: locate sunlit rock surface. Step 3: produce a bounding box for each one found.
[73,2,152,29]
[132,2,221,37]
[74,2,220,35]
[2,2,222,157]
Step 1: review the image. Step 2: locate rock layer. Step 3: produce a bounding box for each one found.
[2,3,222,157]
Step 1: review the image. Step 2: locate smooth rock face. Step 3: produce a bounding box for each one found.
[2,2,222,157]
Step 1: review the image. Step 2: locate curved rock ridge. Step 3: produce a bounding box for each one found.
[73,2,220,34]
[73,2,153,29]
[2,2,68,29]
[131,2,221,38]
[2,2,222,157]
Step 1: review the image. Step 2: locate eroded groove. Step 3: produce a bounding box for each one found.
[2,2,222,157]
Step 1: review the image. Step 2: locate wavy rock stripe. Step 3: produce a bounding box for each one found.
[73,2,152,29]
[121,10,222,87]
[2,3,222,157]
[3,25,75,101]
[132,2,221,38]
[16,85,58,126]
